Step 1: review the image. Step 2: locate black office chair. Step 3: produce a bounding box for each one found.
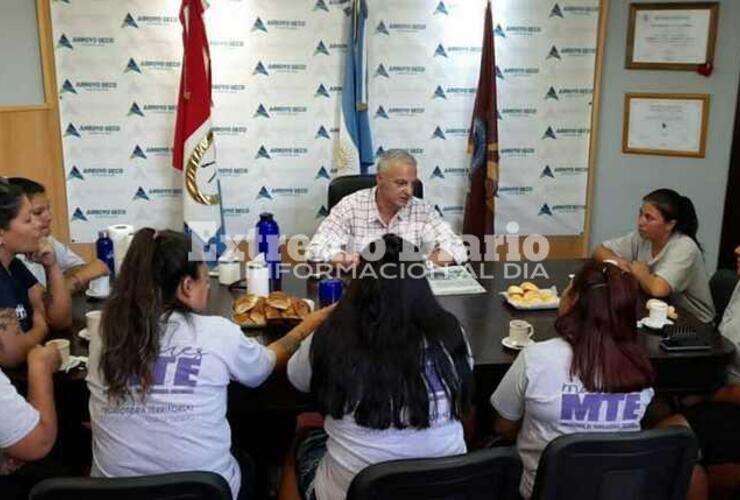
[709,268,738,321]
[327,175,423,211]
[29,471,233,500]
[345,447,522,500]
[531,427,698,500]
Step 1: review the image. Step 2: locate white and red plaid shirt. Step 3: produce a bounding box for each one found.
[307,188,468,263]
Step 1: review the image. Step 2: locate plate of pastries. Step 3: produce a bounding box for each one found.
[232,291,314,328]
[501,281,560,310]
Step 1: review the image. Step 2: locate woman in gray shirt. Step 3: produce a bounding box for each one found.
[593,189,715,323]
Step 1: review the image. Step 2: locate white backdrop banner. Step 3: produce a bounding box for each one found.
[51,0,599,242]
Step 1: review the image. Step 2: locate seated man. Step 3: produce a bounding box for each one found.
[306,149,467,267]
[9,178,108,294]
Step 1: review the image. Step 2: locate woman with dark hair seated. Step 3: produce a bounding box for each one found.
[285,234,473,500]
[593,188,715,323]
[491,261,655,499]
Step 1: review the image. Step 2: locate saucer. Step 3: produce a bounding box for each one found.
[85,289,109,300]
[502,336,535,350]
[638,317,674,330]
[78,328,91,341]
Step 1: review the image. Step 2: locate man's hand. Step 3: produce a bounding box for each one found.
[429,248,455,267]
[27,344,62,375]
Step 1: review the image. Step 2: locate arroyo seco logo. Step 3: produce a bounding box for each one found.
[432,126,469,140]
[128,102,176,117]
[375,106,389,119]
[130,145,172,159]
[212,83,246,94]
[375,146,423,157]
[258,104,308,117]
[128,102,144,117]
[494,24,506,38]
[315,165,337,180]
[57,34,114,49]
[222,207,251,218]
[130,145,147,160]
[132,187,150,201]
[315,84,331,98]
[541,165,555,178]
[60,79,116,95]
[257,61,307,74]
[315,41,330,55]
[549,4,599,17]
[374,64,390,78]
[251,16,306,32]
[315,126,335,140]
[135,59,181,72]
[542,165,588,178]
[538,203,586,216]
[314,0,329,12]
[430,166,466,180]
[316,205,330,218]
[72,208,126,221]
[257,186,272,200]
[56,34,74,49]
[261,145,309,158]
[375,106,424,119]
[434,1,449,15]
[500,147,536,158]
[213,125,247,136]
[498,186,534,196]
[133,187,182,201]
[210,39,245,49]
[375,146,385,157]
[547,45,596,60]
[70,208,87,222]
[495,65,504,79]
[122,13,138,28]
[59,79,77,95]
[433,85,475,99]
[256,185,309,200]
[499,25,542,38]
[434,43,480,58]
[545,85,592,100]
[64,123,120,137]
[501,66,540,79]
[73,166,124,178]
[375,20,426,35]
[543,126,590,139]
[550,4,564,17]
[217,166,249,178]
[124,58,141,73]
[500,107,537,119]
[67,166,84,181]
[121,14,177,27]
[253,61,269,76]
[375,63,425,77]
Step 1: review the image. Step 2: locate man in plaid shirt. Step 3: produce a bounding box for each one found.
[307,150,468,267]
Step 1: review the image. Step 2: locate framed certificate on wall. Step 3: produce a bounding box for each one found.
[625,2,719,71]
[623,93,709,158]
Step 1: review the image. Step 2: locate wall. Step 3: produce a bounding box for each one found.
[589,0,740,271]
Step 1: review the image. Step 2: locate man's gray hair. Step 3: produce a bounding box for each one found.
[377,149,417,173]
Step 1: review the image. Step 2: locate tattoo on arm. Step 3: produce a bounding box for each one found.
[0,308,21,353]
[275,333,302,356]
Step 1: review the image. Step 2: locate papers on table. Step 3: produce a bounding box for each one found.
[426,265,486,296]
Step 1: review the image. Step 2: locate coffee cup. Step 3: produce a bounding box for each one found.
[648,299,668,325]
[88,275,110,297]
[508,319,534,346]
[46,339,70,368]
[86,310,102,338]
[218,260,241,286]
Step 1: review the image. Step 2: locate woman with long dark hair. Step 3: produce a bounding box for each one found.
[593,188,715,322]
[86,228,332,500]
[286,234,473,500]
[491,261,655,499]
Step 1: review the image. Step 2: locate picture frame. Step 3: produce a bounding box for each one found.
[625,2,719,71]
[622,93,709,158]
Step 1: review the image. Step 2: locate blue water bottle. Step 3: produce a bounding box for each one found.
[256,212,280,280]
[96,230,115,277]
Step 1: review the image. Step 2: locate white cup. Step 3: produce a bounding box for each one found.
[88,275,110,296]
[218,261,241,286]
[508,319,534,345]
[648,300,668,325]
[46,339,70,368]
[86,310,102,338]
[246,262,270,297]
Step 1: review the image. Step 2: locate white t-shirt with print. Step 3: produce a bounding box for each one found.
[0,369,40,472]
[288,333,471,500]
[87,312,276,499]
[490,338,654,499]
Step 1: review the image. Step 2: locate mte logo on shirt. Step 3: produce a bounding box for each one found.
[560,384,644,430]
[135,346,203,395]
[15,304,28,323]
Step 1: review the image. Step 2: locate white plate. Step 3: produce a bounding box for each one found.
[85,289,109,299]
[501,336,535,350]
[500,286,560,310]
[78,328,91,341]
[638,317,674,330]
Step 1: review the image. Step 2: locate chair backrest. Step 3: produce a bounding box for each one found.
[710,268,739,321]
[531,427,698,500]
[346,447,522,500]
[327,175,423,211]
[29,471,232,500]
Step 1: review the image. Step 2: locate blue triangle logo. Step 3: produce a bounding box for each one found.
[432,126,447,140]
[315,84,330,98]
[434,1,449,15]
[316,205,329,218]
[252,17,267,32]
[125,58,141,73]
[431,166,445,179]
[253,61,269,76]
[433,85,447,99]
[376,21,389,35]
[539,204,553,216]
[122,13,139,28]
[130,145,147,159]
[545,86,559,100]
[314,0,329,12]
[495,65,504,79]
[133,186,150,201]
[64,123,80,138]
[254,104,270,118]
[547,45,561,60]
[375,106,389,119]
[496,109,503,120]
[316,126,331,139]
[375,64,390,78]
[71,208,87,222]
[257,186,272,200]
[67,166,84,180]
[541,165,555,178]
[315,40,330,55]
[434,43,448,58]
[256,145,272,159]
[434,204,444,217]
[57,34,73,49]
[550,4,564,18]
[315,166,331,180]
[375,146,385,157]
[60,79,77,95]
[543,126,557,139]
[128,102,144,117]
[494,24,506,38]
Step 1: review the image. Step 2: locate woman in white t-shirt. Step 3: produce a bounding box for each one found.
[491,260,655,499]
[285,234,473,500]
[87,229,332,500]
[593,188,715,323]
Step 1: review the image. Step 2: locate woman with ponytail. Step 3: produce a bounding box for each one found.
[593,188,715,323]
[285,233,473,500]
[491,261,655,499]
[86,228,332,500]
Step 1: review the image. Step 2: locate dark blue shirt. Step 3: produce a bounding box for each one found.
[0,258,38,332]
